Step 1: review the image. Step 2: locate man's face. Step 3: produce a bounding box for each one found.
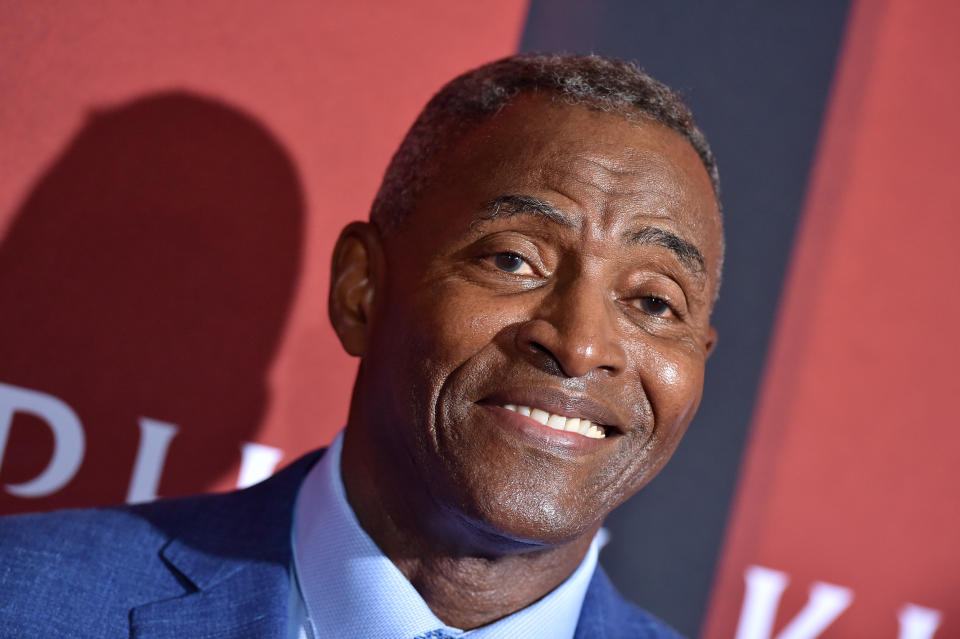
[358,96,722,546]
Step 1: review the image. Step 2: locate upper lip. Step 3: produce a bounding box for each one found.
[480,386,625,434]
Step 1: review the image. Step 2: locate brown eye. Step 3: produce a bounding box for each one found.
[493,252,533,275]
[640,296,671,317]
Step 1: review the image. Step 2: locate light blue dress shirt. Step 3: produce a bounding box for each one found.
[289,431,600,639]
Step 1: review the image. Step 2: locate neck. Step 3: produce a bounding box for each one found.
[340,421,598,630]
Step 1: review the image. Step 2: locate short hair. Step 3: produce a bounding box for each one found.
[370,53,720,231]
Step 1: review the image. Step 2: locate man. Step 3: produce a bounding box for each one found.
[0,54,722,638]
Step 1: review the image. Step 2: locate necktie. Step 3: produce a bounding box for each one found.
[413,630,459,639]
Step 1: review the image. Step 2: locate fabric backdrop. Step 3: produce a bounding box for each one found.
[1,2,956,636]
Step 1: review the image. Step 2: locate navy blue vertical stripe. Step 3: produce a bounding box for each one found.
[520,3,851,635]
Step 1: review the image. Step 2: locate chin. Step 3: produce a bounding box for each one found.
[439,466,616,551]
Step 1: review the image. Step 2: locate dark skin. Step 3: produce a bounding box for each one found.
[329,94,723,629]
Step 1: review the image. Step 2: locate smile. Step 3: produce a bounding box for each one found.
[501,404,607,439]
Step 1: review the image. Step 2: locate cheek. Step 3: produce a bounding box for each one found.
[388,280,521,398]
[658,360,680,386]
[413,286,502,362]
[643,345,705,440]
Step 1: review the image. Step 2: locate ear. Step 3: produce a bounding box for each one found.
[328,221,383,357]
[704,326,718,358]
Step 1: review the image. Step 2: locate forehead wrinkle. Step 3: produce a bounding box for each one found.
[575,151,673,176]
[535,171,685,247]
[538,161,637,212]
[576,154,636,177]
[547,152,685,202]
[540,162,707,278]
[602,190,685,225]
[543,168,688,241]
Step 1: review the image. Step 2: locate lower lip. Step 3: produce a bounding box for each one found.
[479,404,609,453]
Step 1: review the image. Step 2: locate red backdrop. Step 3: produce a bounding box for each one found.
[2,2,958,637]
[0,1,529,509]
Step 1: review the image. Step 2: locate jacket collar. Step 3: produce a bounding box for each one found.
[129,450,323,639]
[574,567,678,639]
[125,447,660,639]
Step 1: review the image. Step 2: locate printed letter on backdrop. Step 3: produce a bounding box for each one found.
[735,565,852,639]
[0,382,85,497]
[126,418,179,504]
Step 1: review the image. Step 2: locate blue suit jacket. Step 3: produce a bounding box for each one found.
[0,451,681,638]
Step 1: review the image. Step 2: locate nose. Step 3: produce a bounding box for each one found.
[514,276,627,378]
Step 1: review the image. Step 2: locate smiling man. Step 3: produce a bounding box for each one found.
[0,55,722,638]
[321,55,722,637]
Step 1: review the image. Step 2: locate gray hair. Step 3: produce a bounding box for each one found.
[370,53,720,231]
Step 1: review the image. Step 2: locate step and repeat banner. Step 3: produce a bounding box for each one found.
[1,1,956,637]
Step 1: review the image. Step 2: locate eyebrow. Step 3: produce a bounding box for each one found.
[480,193,705,276]
[628,226,706,275]
[480,194,574,227]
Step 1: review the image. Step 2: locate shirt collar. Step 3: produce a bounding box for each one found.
[292,431,599,639]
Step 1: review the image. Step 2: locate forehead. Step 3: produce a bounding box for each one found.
[411,96,723,282]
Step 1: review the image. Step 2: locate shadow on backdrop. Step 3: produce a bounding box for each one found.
[0,92,304,514]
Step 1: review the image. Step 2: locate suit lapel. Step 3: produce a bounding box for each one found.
[574,567,682,638]
[129,558,289,639]
[128,450,324,639]
[574,568,611,639]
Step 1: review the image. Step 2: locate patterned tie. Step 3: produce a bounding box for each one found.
[413,630,459,639]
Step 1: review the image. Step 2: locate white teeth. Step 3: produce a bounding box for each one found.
[501,404,606,438]
[547,414,566,429]
[529,408,550,425]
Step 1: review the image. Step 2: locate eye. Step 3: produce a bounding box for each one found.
[492,252,534,275]
[639,296,673,317]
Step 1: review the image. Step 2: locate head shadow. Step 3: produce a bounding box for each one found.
[0,91,304,513]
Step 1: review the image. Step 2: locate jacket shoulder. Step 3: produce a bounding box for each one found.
[0,448,321,638]
[0,505,185,637]
[576,568,685,639]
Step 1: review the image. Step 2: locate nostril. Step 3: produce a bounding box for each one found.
[528,340,567,377]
